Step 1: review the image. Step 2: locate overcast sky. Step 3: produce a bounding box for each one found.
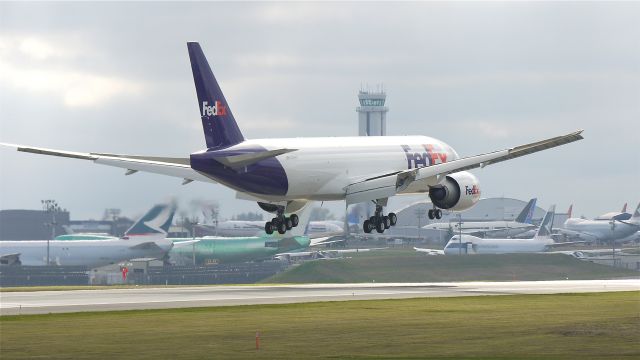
[0,2,638,221]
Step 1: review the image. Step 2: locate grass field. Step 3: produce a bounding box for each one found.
[265,250,639,283]
[1,292,638,359]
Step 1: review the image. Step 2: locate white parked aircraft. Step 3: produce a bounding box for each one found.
[435,205,581,255]
[422,198,538,238]
[0,203,181,267]
[559,204,640,244]
[0,42,583,237]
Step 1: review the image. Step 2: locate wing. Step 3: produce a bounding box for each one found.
[0,143,213,185]
[345,130,583,204]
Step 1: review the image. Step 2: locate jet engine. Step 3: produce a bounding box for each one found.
[428,171,480,211]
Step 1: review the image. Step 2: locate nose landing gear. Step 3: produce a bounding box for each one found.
[265,209,300,235]
[363,204,397,234]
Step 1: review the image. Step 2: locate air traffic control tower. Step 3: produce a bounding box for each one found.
[356,89,388,136]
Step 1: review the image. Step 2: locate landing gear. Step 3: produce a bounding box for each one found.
[362,203,398,234]
[428,208,442,220]
[264,207,299,235]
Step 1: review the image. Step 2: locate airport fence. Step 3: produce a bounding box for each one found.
[131,261,289,285]
[0,266,89,287]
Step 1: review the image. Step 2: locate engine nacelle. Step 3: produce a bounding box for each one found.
[428,171,480,211]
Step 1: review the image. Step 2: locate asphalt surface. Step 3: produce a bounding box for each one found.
[1,279,638,315]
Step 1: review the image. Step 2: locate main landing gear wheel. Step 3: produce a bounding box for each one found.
[428,209,443,220]
[388,212,397,226]
[277,221,287,234]
[362,204,398,234]
[264,210,300,235]
[265,222,274,235]
[363,219,373,234]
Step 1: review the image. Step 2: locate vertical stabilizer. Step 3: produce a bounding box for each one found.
[567,204,573,218]
[187,42,245,149]
[515,198,537,224]
[125,203,177,237]
[622,203,628,213]
[535,205,555,238]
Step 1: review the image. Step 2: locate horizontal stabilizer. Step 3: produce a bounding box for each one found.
[213,148,297,168]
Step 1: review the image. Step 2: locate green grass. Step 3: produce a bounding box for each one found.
[1,292,639,359]
[264,250,639,283]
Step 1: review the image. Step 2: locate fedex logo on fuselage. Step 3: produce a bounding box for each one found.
[402,144,448,169]
[202,101,227,117]
[465,185,481,196]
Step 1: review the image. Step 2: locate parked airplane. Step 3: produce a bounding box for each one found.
[559,203,640,244]
[0,203,178,267]
[594,203,632,221]
[169,203,340,264]
[0,42,583,237]
[418,205,581,255]
[196,219,343,238]
[422,198,538,238]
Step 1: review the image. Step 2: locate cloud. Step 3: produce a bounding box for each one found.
[0,35,144,108]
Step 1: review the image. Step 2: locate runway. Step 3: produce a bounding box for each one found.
[1,279,638,315]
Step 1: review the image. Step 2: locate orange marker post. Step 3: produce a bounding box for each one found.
[255,331,260,350]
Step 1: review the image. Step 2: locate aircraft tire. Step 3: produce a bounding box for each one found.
[265,222,274,235]
[363,220,372,233]
[383,216,390,229]
[277,222,287,234]
[285,217,293,230]
[389,212,397,226]
[290,214,299,227]
[428,210,434,219]
[435,209,442,219]
[376,221,385,233]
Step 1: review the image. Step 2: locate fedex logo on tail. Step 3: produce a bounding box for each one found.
[202,101,227,116]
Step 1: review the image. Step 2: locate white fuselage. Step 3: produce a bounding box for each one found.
[563,218,639,242]
[444,235,554,255]
[213,220,343,237]
[215,136,459,201]
[0,238,173,267]
[424,220,535,238]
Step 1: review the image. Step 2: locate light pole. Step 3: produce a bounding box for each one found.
[610,220,616,267]
[41,200,62,266]
[458,214,463,255]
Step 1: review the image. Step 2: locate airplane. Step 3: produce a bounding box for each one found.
[0,203,180,267]
[0,42,583,237]
[169,203,342,264]
[420,205,584,255]
[559,203,640,244]
[196,219,343,238]
[422,198,538,238]
[594,203,632,221]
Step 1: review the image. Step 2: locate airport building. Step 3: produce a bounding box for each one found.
[0,209,70,240]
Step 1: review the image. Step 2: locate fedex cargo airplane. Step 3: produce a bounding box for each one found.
[1,42,583,236]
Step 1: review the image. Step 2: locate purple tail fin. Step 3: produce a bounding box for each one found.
[188,42,244,149]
